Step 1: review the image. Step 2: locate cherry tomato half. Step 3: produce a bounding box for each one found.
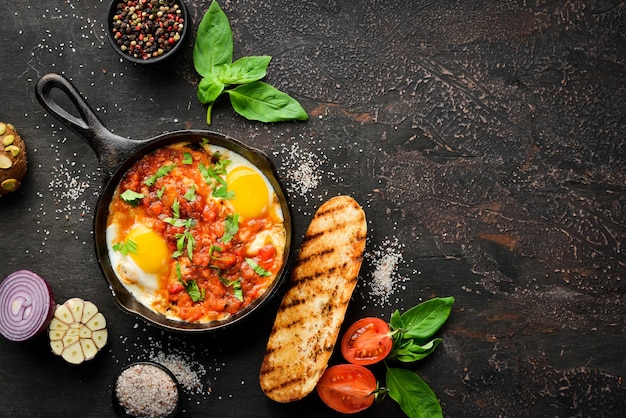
[341,317,393,366]
[316,364,377,414]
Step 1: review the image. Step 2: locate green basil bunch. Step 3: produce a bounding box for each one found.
[385,296,455,418]
[193,1,308,124]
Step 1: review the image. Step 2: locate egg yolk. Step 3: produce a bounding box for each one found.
[126,225,170,274]
[226,166,270,219]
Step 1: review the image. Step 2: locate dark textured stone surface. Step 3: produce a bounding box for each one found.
[1,0,624,416]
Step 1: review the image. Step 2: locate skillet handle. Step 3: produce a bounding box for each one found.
[35,73,145,175]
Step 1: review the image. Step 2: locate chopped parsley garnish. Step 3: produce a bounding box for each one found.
[222,214,239,243]
[145,164,176,187]
[171,198,181,218]
[184,185,197,201]
[185,280,205,303]
[219,276,244,302]
[120,189,144,206]
[209,245,223,259]
[175,262,205,302]
[186,233,196,259]
[213,184,235,199]
[183,152,193,165]
[199,158,235,199]
[245,258,272,277]
[112,239,138,256]
[156,186,165,199]
[163,217,189,228]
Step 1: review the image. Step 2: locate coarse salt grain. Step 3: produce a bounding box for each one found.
[277,142,324,203]
[149,351,206,395]
[364,238,409,306]
[115,363,178,418]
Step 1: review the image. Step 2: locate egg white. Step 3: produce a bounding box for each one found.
[106,223,161,306]
[211,145,283,222]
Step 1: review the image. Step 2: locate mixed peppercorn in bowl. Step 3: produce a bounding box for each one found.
[107,0,190,64]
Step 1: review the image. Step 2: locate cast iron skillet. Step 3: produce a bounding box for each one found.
[34,73,293,333]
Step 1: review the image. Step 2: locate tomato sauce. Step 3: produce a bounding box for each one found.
[106,142,286,323]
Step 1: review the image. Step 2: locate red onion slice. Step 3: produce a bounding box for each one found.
[0,270,55,342]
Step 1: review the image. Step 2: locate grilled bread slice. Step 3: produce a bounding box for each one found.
[259,195,367,403]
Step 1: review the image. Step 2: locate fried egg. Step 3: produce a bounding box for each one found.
[105,142,287,324]
[227,165,270,219]
[106,223,171,298]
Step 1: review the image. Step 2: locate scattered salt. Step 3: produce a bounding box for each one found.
[363,238,410,306]
[277,141,324,203]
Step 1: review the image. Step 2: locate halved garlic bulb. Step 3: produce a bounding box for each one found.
[48,298,108,364]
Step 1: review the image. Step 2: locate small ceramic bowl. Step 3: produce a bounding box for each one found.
[106,0,190,65]
[112,361,180,418]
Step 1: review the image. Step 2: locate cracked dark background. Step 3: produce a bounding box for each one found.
[1,0,625,416]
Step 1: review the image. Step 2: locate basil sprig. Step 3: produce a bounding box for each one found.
[381,296,453,418]
[389,296,454,362]
[193,1,308,124]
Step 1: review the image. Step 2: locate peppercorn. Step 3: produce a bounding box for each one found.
[110,0,185,61]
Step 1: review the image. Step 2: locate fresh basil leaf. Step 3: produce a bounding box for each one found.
[245,258,272,277]
[386,367,443,418]
[193,0,233,78]
[226,81,308,122]
[394,297,454,344]
[120,189,144,205]
[389,338,442,363]
[222,214,239,243]
[145,165,176,187]
[198,75,225,104]
[218,56,271,85]
[390,309,403,330]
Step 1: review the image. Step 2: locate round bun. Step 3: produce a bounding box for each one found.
[0,123,28,197]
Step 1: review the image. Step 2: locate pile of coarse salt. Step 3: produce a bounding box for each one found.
[275,141,325,206]
[364,237,410,307]
[149,350,207,396]
[116,331,213,401]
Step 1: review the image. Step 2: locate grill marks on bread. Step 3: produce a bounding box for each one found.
[259,196,367,403]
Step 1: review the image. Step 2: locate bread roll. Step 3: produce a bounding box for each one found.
[259,195,367,402]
